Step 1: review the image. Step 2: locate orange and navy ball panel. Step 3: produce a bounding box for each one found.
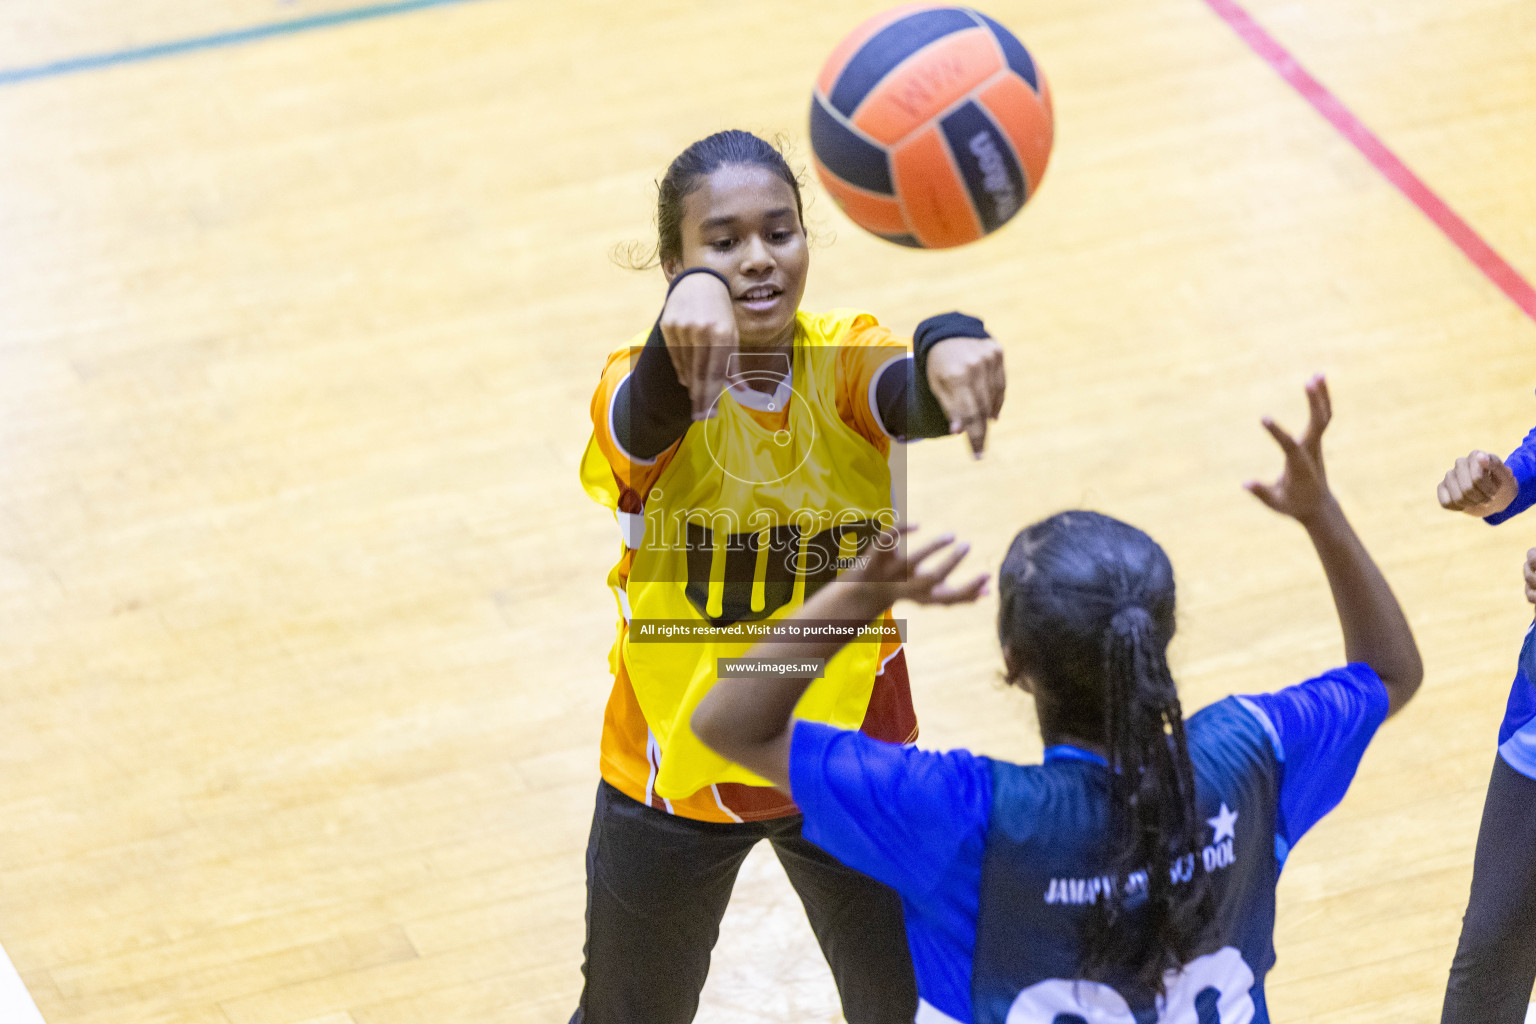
[934,99,1026,234]
[810,92,895,197]
[892,127,985,248]
[969,8,1040,92]
[821,7,984,121]
[849,26,1003,148]
[813,158,910,237]
[809,5,1051,248]
[976,71,1053,195]
[813,2,940,98]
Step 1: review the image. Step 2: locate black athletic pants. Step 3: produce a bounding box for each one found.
[569,779,918,1024]
[1442,755,1536,1024]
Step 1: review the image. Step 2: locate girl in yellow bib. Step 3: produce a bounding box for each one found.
[573,130,1009,1024]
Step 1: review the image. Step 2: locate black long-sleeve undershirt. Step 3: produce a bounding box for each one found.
[612,320,693,461]
[611,311,989,461]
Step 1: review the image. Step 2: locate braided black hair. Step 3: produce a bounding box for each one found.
[997,510,1209,994]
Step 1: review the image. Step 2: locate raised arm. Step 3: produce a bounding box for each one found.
[691,528,988,790]
[1246,376,1423,717]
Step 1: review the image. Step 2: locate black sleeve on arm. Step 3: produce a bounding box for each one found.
[612,322,691,460]
[873,312,988,441]
[610,268,732,461]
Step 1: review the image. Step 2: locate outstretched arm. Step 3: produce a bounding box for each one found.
[1436,424,1536,525]
[1437,450,1520,520]
[917,315,1006,457]
[869,314,1007,455]
[1247,376,1423,717]
[691,529,988,790]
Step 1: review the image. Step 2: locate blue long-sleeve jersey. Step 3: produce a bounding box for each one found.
[1479,425,1536,779]
[1483,425,1536,525]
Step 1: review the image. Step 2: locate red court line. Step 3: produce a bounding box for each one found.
[1203,0,1536,324]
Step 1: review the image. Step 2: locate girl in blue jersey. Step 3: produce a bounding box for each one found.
[692,376,1423,1024]
[1436,432,1536,1024]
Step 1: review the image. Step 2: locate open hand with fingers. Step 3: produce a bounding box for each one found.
[1437,450,1518,518]
[847,525,991,612]
[1246,374,1335,523]
[1242,374,1421,714]
[691,522,989,790]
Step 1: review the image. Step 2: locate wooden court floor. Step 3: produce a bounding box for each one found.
[0,1,1533,1021]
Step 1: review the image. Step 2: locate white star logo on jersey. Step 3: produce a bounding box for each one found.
[1208,803,1238,845]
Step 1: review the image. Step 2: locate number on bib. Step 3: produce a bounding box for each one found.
[1156,949,1255,1024]
[1003,948,1255,1024]
[1004,979,1135,1024]
[681,519,877,626]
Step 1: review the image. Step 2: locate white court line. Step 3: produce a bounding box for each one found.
[1526,1002,1536,1024]
[0,942,45,1023]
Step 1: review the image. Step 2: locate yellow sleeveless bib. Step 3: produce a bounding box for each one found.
[580,310,898,798]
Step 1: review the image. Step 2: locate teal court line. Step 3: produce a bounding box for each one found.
[0,0,497,87]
